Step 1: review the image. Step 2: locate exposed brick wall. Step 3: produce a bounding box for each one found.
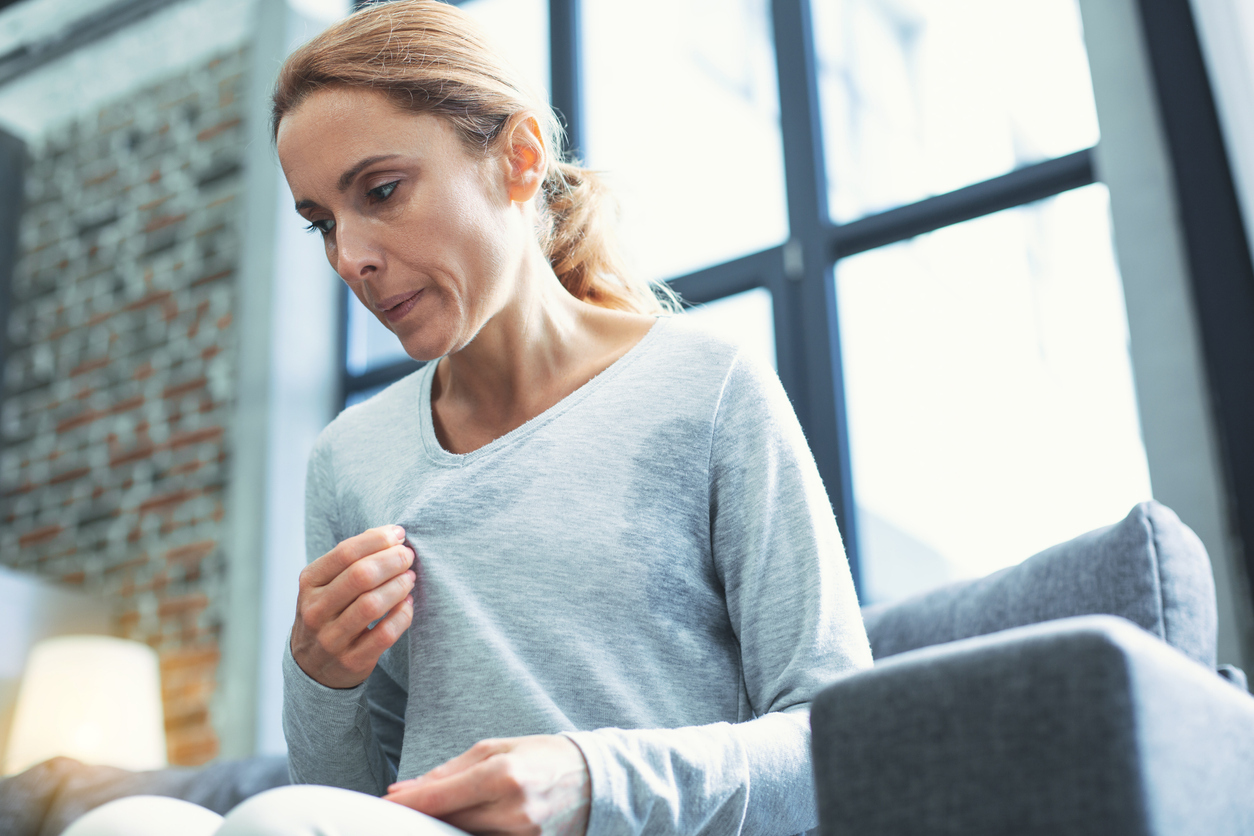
[0,47,248,766]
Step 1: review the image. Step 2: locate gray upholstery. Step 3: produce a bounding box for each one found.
[860,501,1218,667]
[811,616,1254,836]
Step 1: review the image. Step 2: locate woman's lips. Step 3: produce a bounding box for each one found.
[382,290,422,323]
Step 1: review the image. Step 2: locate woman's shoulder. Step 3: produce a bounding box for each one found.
[644,314,779,392]
[313,363,432,452]
[648,314,747,372]
[650,315,797,425]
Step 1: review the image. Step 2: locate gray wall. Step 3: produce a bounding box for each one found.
[1081,0,1254,672]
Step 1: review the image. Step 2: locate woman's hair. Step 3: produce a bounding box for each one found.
[271,0,677,314]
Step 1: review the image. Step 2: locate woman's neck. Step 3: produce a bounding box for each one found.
[430,250,654,454]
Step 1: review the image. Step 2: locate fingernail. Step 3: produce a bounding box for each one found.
[405,594,414,607]
[391,525,405,541]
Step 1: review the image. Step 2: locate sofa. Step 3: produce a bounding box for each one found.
[2,501,1250,835]
[812,500,1254,835]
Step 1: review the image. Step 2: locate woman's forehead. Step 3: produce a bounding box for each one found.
[279,86,425,148]
[276,87,459,179]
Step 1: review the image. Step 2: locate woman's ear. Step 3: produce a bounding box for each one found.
[503,114,547,204]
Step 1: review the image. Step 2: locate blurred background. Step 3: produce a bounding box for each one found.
[0,0,1252,769]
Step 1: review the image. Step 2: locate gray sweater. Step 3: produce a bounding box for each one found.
[283,316,872,835]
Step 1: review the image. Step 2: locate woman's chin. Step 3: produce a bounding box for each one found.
[403,346,448,364]
[397,331,456,363]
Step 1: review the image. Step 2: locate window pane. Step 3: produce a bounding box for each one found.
[814,0,1101,223]
[345,286,410,376]
[582,0,789,282]
[460,0,549,101]
[836,184,1152,603]
[683,287,776,371]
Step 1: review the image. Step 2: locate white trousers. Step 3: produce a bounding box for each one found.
[60,785,470,836]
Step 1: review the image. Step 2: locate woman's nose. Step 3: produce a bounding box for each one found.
[332,223,381,283]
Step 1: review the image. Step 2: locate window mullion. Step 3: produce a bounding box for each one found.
[549,0,583,162]
[831,149,1095,259]
[771,0,861,591]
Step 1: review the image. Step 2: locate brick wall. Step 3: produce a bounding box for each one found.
[0,47,249,766]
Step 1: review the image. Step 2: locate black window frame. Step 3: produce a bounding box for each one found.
[344,0,1254,607]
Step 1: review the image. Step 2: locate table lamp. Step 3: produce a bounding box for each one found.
[3,635,167,774]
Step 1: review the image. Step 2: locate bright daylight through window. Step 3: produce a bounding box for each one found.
[837,184,1151,601]
[582,0,789,283]
[341,0,1155,607]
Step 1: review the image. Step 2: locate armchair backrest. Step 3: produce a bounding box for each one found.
[859,501,1218,668]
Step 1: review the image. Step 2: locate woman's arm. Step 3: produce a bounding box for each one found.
[566,711,815,834]
[283,433,413,794]
[558,353,871,835]
[283,636,407,792]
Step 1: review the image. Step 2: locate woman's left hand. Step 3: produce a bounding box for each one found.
[383,734,591,836]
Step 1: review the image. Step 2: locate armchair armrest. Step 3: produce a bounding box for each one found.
[811,615,1254,836]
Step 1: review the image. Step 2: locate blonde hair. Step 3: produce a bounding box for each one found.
[271,0,677,314]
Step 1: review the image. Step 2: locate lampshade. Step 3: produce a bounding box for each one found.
[3,635,167,774]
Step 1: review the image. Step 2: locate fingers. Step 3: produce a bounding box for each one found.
[298,540,414,637]
[337,591,415,680]
[289,524,416,690]
[335,568,418,643]
[320,542,415,617]
[385,753,512,819]
[300,564,415,661]
[301,524,407,588]
[388,740,506,795]
[383,736,591,834]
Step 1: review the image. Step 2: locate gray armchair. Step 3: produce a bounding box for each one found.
[811,501,1254,835]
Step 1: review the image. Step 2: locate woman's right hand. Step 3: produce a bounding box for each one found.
[290,525,416,689]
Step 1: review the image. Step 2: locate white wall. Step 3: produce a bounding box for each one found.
[227,0,347,758]
[1080,0,1254,672]
[1190,0,1254,268]
[1188,0,1254,671]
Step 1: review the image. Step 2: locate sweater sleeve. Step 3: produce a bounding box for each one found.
[282,429,408,795]
[564,352,872,836]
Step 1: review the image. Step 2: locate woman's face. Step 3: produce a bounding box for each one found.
[277,86,527,361]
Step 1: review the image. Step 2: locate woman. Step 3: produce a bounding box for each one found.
[65,2,870,834]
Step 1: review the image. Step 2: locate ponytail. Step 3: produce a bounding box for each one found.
[540,162,677,314]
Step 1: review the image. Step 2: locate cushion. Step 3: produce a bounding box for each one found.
[860,501,1218,667]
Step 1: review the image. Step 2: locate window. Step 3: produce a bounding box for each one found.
[343,0,1165,605]
[814,0,1100,221]
[837,184,1150,600]
[582,0,788,282]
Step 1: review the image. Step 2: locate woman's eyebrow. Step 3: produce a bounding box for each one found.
[338,154,401,191]
[292,154,404,212]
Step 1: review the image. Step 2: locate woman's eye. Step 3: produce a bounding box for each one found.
[304,218,336,235]
[367,181,399,202]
